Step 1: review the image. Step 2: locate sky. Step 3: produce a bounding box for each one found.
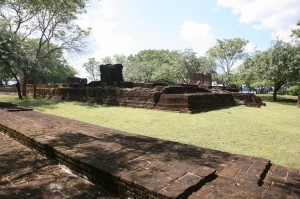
[69,0,300,77]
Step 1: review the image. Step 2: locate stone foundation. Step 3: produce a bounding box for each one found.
[1,82,267,113]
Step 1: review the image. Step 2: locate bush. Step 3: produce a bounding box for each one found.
[287,85,300,96]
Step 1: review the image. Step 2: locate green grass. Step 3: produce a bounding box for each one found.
[1,94,299,168]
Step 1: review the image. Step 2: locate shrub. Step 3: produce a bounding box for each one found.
[287,85,300,96]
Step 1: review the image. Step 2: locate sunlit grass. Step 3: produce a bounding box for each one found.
[1,94,299,168]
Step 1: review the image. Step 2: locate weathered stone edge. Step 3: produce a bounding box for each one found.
[0,123,214,199]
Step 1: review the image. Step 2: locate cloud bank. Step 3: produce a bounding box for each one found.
[217,0,300,40]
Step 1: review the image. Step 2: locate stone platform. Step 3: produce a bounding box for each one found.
[0,104,299,198]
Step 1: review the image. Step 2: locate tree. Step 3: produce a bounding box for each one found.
[83,58,100,81]
[0,0,90,98]
[101,54,127,65]
[208,38,248,85]
[292,20,300,40]
[123,49,213,84]
[34,48,77,83]
[251,40,300,100]
[0,24,29,99]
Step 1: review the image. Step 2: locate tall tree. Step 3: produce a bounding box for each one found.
[0,0,90,98]
[83,58,100,81]
[251,40,300,100]
[0,24,27,99]
[208,38,248,85]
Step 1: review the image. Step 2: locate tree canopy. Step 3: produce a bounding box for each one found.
[208,38,248,85]
[0,0,89,98]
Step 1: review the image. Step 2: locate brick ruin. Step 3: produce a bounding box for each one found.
[40,64,265,112]
[298,96,300,108]
[189,73,212,87]
[0,64,266,113]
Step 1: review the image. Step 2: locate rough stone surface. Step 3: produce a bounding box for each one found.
[189,73,212,87]
[0,132,117,199]
[100,64,124,85]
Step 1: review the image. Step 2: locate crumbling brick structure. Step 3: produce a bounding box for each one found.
[6,64,266,113]
[100,64,124,85]
[65,77,87,84]
[190,73,212,87]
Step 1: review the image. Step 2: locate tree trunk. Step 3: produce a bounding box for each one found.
[22,69,29,97]
[297,96,300,108]
[272,90,277,101]
[12,74,22,99]
[33,77,37,99]
[273,83,284,101]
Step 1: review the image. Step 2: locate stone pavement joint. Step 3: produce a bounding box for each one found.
[0,103,299,198]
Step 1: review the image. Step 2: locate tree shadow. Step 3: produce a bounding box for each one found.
[0,133,116,199]
[259,96,298,106]
[72,101,112,109]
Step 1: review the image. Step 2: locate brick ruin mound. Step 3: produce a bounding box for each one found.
[1,64,266,113]
[231,93,266,107]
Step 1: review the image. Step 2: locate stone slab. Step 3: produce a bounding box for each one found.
[0,132,116,199]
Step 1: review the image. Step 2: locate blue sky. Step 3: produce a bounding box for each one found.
[71,0,300,76]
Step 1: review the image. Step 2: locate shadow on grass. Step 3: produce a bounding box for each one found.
[4,97,62,111]
[259,95,298,106]
[72,101,112,109]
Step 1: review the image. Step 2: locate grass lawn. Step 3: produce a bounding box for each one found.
[0,93,299,169]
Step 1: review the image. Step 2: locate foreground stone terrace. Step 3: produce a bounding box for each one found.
[0,133,116,199]
[0,103,299,198]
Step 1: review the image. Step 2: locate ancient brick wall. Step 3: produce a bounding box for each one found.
[156,93,236,113]
[100,64,124,85]
[32,84,268,113]
[190,73,212,87]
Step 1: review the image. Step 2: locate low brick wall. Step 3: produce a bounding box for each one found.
[0,85,18,93]
[37,87,162,108]
[156,93,236,113]
[298,96,300,108]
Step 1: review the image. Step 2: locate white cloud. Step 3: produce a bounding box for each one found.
[68,0,139,77]
[217,0,300,41]
[180,21,215,55]
[245,43,257,53]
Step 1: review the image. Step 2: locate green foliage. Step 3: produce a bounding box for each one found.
[123,49,214,84]
[0,0,90,97]
[101,54,127,65]
[287,85,300,96]
[292,20,300,40]
[0,24,27,79]
[250,40,300,100]
[83,58,100,81]
[208,38,248,85]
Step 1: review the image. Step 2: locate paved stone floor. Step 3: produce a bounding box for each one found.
[0,133,117,199]
[0,103,299,198]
